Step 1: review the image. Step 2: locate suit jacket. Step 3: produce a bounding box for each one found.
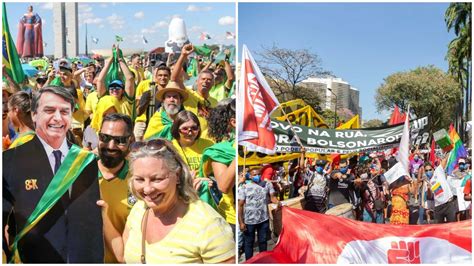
[3,136,104,263]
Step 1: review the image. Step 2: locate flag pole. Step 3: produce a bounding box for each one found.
[277,105,305,149]
[243,146,248,177]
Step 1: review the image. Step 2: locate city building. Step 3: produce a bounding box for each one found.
[53,3,78,58]
[300,76,362,120]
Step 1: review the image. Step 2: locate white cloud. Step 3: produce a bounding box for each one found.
[79,3,92,13]
[100,4,108,8]
[78,4,104,25]
[99,24,105,29]
[186,5,213,12]
[134,11,145,19]
[40,3,53,10]
[189,26,204,33]
[106,13,126,30]
[218,16,235,26]
[155,21,168,28]
[141,20,168,35]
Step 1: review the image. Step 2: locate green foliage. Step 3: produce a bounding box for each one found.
[375,65,461,131]
[320,109,339,128]
[363,119,384,128]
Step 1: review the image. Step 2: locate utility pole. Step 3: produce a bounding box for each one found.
[85,23,88,56]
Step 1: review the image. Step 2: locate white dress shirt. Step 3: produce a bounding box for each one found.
[37,135,70,174]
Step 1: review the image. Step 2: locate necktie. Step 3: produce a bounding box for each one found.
[53,150,62,174]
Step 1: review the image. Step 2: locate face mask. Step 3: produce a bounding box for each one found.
[459,164,466,171]
[316,166,324,174]
[245,172,250,179]
[425,171,433,178]
[340,167,347,174]
[252,175,261,183]
[414,156,419,162]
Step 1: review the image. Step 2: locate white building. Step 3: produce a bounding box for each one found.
[300,76,362,119]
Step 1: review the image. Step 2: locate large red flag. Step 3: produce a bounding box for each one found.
[246,207,471,264]
[238,45,280,154]
[389,105,407,125]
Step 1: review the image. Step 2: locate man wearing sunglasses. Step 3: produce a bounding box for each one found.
[96,113,135,263]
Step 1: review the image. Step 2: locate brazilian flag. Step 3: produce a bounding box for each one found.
[2,3,26,84]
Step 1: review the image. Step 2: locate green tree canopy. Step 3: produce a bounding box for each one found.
[375,65,460,131]
[363,119,384,128]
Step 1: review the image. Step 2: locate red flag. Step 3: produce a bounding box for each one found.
[238,45,280,154]
[389,106,407,126]
[429,137,436,166]
[246,207,471,264]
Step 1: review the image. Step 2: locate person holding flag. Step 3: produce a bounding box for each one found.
[96,45,135,118]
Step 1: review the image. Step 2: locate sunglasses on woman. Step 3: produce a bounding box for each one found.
[179,126,199,134]
[109,86,123,91]
[130,138,173,152]
[98,133,130,145]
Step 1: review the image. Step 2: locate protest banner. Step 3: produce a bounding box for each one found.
[246,207,472,264]
[275,105,329,128]
[271,116,429,154]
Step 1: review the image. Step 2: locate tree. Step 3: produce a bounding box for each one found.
[375,65,460,131]
[363,119,384,128]
[256,44,331,109]
[320,109,339,129]
[336,108,354,123]
[445,3,471,141]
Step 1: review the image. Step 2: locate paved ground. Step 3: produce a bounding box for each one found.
[238,232,279,263]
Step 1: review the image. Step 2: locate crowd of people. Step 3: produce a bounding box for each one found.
[2,40,237,263]
[237,146,472,260]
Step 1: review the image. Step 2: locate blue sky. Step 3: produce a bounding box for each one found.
[4,2,235,55]
[239,2,456,121]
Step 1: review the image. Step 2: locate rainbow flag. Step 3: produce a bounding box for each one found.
[446,124,468,174]
[2,2,26,84]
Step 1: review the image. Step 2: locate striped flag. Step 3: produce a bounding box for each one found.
[446,124,468,174]
[91,37,99,44]
[115,35,123,42]
[2,3,26,84]
[142,35,148,44]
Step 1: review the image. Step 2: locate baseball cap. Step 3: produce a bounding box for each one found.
[108,80,124,89]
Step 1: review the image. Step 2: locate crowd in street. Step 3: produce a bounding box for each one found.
[237,147,472,260]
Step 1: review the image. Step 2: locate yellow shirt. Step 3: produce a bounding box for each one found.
[98,161,135,263]
[135,79,154,122]
[183,89,217,141]
[124,200,235,264]
[118,95,134,117]
[171,138,214,172]
[72,89,88,129]
[85,91,99,115]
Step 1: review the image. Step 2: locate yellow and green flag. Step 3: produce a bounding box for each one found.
[2,3,26,84]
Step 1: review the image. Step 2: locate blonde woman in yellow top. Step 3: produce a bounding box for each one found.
[97,139,235,263]
[170,110,213,172]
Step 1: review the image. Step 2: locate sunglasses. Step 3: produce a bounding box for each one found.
[425,168,433,172]
[109,86,123,91]
[98,133,130,145]
[179,126,199,134]
[130,138,171,153]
